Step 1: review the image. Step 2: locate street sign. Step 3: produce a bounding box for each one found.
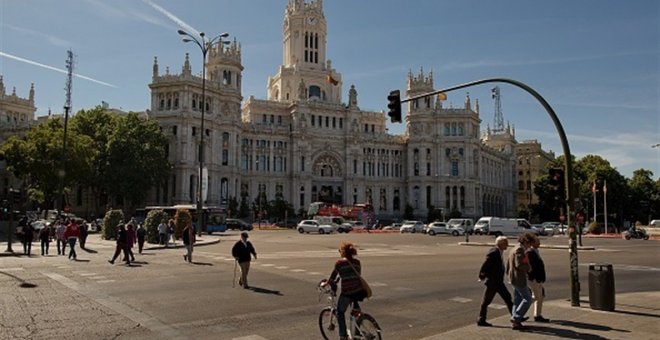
[201,167,208,201]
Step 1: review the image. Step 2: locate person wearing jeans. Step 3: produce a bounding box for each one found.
[507,233,533,330]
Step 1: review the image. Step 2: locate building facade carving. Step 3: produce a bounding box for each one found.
[146,0,518,220]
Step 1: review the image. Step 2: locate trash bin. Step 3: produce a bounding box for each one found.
[589,263,615,311]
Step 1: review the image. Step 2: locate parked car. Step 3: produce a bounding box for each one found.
[338,223,354,233]
[539,222,560,236]
[226,218,253,231]
[296,220,334,234]
[274,219,299,228]
[446,218,475,234]
[382,223,402,231]
[400,221,425,233]
[426,222,465,236]
[87,218,103,233]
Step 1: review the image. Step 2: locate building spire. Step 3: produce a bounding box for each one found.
[29,83,35,103]
[153,56,159,79]
[183,53,191,75]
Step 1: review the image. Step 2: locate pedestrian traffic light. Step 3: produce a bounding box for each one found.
[387,90,402,123]
[548,168,565,200]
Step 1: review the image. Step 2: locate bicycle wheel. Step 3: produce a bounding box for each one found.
[319,307,337,340]
[356,313,383,340]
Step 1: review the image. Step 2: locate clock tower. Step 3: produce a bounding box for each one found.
[267,0,342,104]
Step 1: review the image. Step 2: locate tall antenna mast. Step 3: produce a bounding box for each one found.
[64,50,73,113]
[491,86,504,133]
[59,50,74,213]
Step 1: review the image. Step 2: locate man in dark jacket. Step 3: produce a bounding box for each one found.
[477,236,513,327]
[232,232,257,289]
[527,234,549,322]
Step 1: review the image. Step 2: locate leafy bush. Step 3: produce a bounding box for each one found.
[145,209,169,244]
[102,209,125,240]
[587,221,601,235]
[174,208,192,239]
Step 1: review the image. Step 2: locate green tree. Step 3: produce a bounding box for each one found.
[104,112,170,210]
[227,196,239,218]
[102,209,125,240]
[0,118,96,212]
[144,209,169,244]
[426,205,443,222]
[70,107,118,214]
[628,169,660,224]
[174,208,192,239]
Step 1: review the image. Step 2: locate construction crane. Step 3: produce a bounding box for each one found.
[491,86,504,134]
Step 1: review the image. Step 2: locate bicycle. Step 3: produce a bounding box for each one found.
[318,279,382,340]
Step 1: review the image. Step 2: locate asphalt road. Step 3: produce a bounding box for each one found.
[1,231,658,339]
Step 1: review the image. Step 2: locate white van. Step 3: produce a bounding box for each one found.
[446,218,475,234]
[475,217,535,236]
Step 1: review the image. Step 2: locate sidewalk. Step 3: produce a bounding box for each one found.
[422,291,660,340]
[0,233,221,257]
[458,241,596,251]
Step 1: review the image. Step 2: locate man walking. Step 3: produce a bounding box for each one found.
[477,235,513,327]
[136,223,146,254]
[507,233,533,330]
[56,220,67,255]
[232,232,257,289]
[22,221,34,256]
[158,219,168,246]
[182,222,195,263]
[39,224,52,256]
[527,234,550,322]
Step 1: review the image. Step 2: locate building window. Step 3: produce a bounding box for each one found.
[353,159,358,174]
[451,161,459,176]
[222,150,229,166]
[301,156,305,172]
[262,114,267,124]
[309,85,321,98]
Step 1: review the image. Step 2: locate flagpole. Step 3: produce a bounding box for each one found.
[603,180,608,234]
[592,180,597,226]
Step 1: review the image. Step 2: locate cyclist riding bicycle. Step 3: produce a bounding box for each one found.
[324,241,368,340]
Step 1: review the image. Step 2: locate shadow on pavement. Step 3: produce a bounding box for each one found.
[81,248,98,254]
[130,261,149,265]
[73,259,91,263]
[192,262,213,266]
[248,286,283,296]
[553,320,629,332]
[522,325,610,340]
[0,271,39,289]
[609,309,660,319]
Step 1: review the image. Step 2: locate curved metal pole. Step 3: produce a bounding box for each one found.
[404,77,579,306]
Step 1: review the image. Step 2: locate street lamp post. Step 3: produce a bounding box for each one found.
[178,29,229,236]
[399,77,580,306]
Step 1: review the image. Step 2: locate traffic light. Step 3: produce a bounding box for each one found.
[548,168,565,200]
[9,188,20,205]
[387,90,402,123]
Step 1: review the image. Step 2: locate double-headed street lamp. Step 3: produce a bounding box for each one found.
[178,29,230,236]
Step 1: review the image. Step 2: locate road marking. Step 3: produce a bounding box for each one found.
[274,266,289,270]
[78,273,97,276]
[393,287,414,291]
[489,303,507,310]
[307,272,322,275]
[89,276,107,280]
[233,335,269,340]
[96,280,116,284]
[2,267,24,272]
[260,263,275,267]
[42,272,185,339]
[370,282,388,287]
[290,269,306,273]
[449,297,472,303]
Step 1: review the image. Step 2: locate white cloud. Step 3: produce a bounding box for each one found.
[5,24,72,48]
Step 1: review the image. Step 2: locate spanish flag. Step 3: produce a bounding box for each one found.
[327,74,338,86]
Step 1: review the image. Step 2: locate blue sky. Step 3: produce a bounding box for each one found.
[1,0,658,178]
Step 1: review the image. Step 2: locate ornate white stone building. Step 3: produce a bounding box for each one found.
[147,0,518,220]
[0,76,37,197]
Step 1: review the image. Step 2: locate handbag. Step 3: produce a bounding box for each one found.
[347,259,372,298]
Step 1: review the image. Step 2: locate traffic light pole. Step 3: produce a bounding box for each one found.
[397,77,580,306]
